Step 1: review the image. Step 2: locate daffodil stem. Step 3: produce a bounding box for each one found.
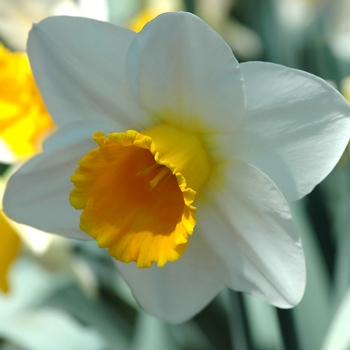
[305,186,335,280]
[276,308,301,350]
[184,0,195,13]
[226,289,254,350]
[0,163,9,176]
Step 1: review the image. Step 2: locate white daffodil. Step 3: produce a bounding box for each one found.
[3,12,350,323]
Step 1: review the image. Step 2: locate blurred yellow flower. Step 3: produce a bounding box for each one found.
[0,211,20,293]
[127,8,160,32]
[337,76,350,166]
[0,44,54,162]
[126,0,182,32]
[341,77,350,103]
[0,44,53,291]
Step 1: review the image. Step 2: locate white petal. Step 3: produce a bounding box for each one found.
[28,16,150,129]
[3,120,116,239]
[127,12,245,132]
[116,231,224,324]
[231,62,350,201]
[196,161,306,308]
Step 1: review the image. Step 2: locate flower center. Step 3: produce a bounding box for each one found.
[70,124,211,268]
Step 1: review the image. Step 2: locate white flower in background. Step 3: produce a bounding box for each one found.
[195,0,263,60]
[0,0,84,51]
[4,12,350,323]
[326,0,350,62]
[0,0,110,51]
[0,257,106,349]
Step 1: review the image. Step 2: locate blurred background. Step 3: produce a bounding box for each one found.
[1,0,350,349]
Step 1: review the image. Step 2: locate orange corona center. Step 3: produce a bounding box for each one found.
[70,125,211,268]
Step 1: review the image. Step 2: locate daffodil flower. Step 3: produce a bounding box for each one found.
[0,44,54,162]
[4,12,350,323]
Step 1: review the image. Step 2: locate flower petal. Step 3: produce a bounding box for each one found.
[3,120,116,239]
[231,62,350,201]
[196,161,306,308]
[116,231,224,324]
[27,16,150,129]
[127,12,245,132]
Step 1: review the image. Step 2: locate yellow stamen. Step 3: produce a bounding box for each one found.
[136,163,162,176]
[149,166,171,190]
[70,124,211,268]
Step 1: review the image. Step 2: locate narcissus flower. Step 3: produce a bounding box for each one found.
[4,12,350,323]
[0,44,54,162]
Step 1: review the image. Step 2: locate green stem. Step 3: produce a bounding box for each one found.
[276,308,301,350]
[226,289,254,350]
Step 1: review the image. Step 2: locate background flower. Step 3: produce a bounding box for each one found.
[0,44,54,162]
[0,210,20,293]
